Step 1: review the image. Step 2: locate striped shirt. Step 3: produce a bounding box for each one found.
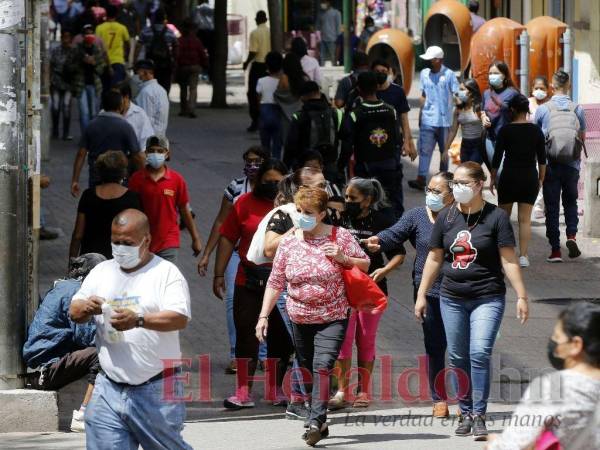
[224,176,251,203]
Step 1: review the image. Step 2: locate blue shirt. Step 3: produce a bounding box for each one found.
[534,94,586,170]
[377,206,442,297]
[420,65,459,128]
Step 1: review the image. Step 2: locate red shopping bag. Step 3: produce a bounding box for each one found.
[535,431,561,450]
[331,228,387,314]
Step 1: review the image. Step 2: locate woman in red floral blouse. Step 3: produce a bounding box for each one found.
[255,187,369,446]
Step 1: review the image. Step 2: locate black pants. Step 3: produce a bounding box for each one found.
[155,65,173,94]
[40,346,100,390]
[355,158,404,218]
[247,62,267,126]
[233,284,294,392]
[291,318,348,425]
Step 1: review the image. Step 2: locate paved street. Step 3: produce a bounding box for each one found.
[4,74,600,449]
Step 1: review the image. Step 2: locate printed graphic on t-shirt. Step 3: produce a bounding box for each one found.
[450,230,478,269]
[369,127,389,147]
[108,294,141,312]
[164,189,175,197]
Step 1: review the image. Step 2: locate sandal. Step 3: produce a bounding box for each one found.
[327,392,348,411]
[352,392,370,408]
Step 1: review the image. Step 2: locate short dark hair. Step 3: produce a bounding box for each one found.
[353,51,369,69]
[532,75,549,89]
[256,10,267,23]
[508,94,531,115]
[357,71,378,95]
[298,150,324,167]
[95,150,128,183]
[559,302,600,368]
[265,51,283,73]
[553,70,570,88]
[468,0,480,13]
[102,90,123,112]
[242,146,269,161]
[118,82,132,99]
[291,37,308,57]
[300,80,320,97]
[371,58,390,70]
[105,4,118,18]
[364,16,374,26]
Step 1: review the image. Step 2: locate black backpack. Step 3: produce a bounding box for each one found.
[307,108,341,162]
[344,73,363,114]
[148,27,171,68]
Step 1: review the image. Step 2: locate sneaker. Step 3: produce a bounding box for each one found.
[432,401,449,418]
[327,391,348,411]
[70,409,85,433]
[272,388,288,407]
[302,421,328,446]
[566,238,581,259]
[408,177,426,191]
[519,256,530,268]
[455,413,473,436]
[533,208,545,219]
[472,415,488,441]
[40,227,59,240]
[224,360,237,375]
[547,250,563,263]
[223,389,255,410]
[286,402,310,420]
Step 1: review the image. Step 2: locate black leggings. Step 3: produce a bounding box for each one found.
[233,284,294,393]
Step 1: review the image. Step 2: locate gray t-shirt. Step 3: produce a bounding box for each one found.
[316,8,341,42]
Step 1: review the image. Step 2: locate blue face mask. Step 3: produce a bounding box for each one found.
[147,152,166,169]
[457,89,470,103]
[425,192,445,212]
[489,73,504,89]
[298,214,317,231]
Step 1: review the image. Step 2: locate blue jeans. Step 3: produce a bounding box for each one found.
[543,163,580,251]
[418,125,449,178]
[85,373,192,450]
[319,41,336,65]
[460,138,484,164]
[78,85,98,132]
[111,63,127,87]
[355,158,404,219]
[440,295,505,416]
[276,291,307,400]
[259,103,282,159]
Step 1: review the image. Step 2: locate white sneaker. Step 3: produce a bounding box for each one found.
[519,256,530,268]
[70,409,85,433]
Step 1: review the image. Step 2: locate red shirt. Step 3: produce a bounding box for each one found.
[128,166,190,253]
[219,192,274,285]
[176,35,208,67]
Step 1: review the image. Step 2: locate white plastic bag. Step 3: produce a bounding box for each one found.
[247,203,299,265]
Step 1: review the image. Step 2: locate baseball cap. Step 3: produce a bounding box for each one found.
[420,46,444,60]
[145,135,169,151]
[135,59,155,71]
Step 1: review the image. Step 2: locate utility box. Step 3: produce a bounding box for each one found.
[366,29,415,93]
[584,158,600,238]
[526,16,568,87]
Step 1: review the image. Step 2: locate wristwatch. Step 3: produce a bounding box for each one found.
[135,313,145,328]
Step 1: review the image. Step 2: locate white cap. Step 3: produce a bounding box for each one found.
[420,46,444,60]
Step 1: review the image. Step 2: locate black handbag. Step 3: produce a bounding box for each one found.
[243,264,272,292]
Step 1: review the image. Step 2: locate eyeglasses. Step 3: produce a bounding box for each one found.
[449,180,477,189]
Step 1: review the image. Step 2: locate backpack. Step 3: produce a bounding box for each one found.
[344,73,362,114]
[545,101,587,164]
[307,108,341,162]
[148,27,171,68]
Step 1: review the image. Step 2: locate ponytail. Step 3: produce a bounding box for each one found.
[347,177,390,211]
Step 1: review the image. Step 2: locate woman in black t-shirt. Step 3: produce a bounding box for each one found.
[69,150,142,261]
[329,178,405,410]
[415,162,529,440]
[490,94,547,268]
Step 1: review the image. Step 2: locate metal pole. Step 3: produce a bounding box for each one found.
[563,28,572,76]
[518,30,530,96]
[0,0,28,390]
[40,0,50,162]
[343,0,351,73]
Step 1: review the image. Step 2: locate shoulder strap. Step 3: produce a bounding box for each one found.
[331,226,337,242]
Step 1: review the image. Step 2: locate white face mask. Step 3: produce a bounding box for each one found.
[386,74,394,85]
[111,241,144,269]
[532,89,547,101]
[453,184,476,204]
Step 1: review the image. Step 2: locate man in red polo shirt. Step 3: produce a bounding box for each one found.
[128,136,202,263]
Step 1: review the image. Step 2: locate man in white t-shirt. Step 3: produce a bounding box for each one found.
[69,209,192,449]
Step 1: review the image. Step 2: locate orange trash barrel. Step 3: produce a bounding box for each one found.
[424,0,472,73]
[471,17,526,93]
[526,16,567,86]
[366,29,415,94]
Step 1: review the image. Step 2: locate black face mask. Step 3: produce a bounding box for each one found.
[255,181,279,201]
[375,71,387,86]
[547,339,567,370]
[345,201,363,218]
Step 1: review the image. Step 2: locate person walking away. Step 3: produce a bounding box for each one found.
[70,27,106,132]
[71,90,143,196]
[334,51,369,111]
[329,178,404,410]
[528,76,551,219]
[70,151,142,260]
[534,70,586,263]
[138,8,178,93]
[214,160,293,410]
[95,4,130,87]
[118,82,154,151]
[176,18,208,118]
[198,147,270,374]
[256,187,370,446]
[339,71,406,218]
[444,78,484,164]
[128,136,202,264]
[363,172,455,418]
[490,94,546,268]
[480,61,520,169]
[69,209,193,450]
[486,302,600,450]
[358,16,380,52]
[290,37,322,85]
[284,81,343,182]
[316,0,341,66]
[193,0,215,81]
[257,51,284,159]
[50,30,75,141]
[273,53,309,143]
[415,161,529,440]
[23,253,106,433]
[134,59,170,136]
[116,0,141,69]
[409,45,459,191]
[372,59,417,161]
[469,1,486,33]
[243,10,271,132]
